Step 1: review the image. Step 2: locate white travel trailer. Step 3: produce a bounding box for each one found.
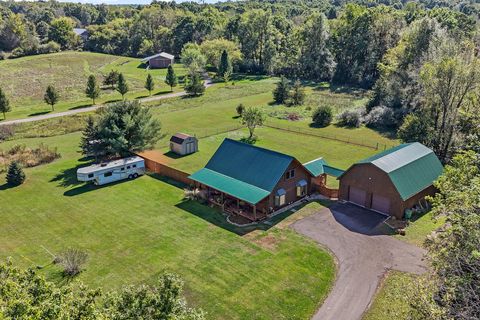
[77,156,146,185]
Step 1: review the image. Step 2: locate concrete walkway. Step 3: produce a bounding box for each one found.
[0,76,213,126]
[292,203,427,320]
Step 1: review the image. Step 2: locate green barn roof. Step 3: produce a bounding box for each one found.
[303,158,344,178]
[189,139,295,204]
[355,142,443,200]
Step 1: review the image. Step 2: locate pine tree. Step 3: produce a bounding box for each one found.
[273,76,290,104]
[116,73,129,99]
[80,115,102,161]
[185,73,205,96]
[145,74,155,96]
[44,85,59,111]
[165,65,178,92]
[85,75,100,105]
[6,161,26,186]
[0,87,11,120]
[218,50,232,79]
[290,80,306,106]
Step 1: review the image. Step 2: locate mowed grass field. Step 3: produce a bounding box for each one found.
[0,71,406,318]
[0,51,187,120]
[0,132,335,320]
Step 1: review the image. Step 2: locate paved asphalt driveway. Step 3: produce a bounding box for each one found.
[292,203,427,320]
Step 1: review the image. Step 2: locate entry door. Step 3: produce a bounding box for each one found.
[349,186,367,207]
[371,194,391,215]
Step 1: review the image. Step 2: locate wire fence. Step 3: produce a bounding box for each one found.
[264,123,397,151]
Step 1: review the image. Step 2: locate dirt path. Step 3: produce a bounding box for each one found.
[292,203,426,320]
[0,75,213,126]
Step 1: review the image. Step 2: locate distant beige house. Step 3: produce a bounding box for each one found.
[73,28,89,42]
[141,52,174,69]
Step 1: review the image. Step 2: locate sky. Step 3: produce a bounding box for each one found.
[56,0,225,4]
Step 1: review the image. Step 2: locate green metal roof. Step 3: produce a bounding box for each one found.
[189,168,270,204]
[355,143,443,200]
[323,165,344,178]
[189,139,295,204]
[303,158,344,178]
[303,158,327,176]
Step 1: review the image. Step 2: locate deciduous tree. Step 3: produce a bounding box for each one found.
[241,107,266,139]
[103,70,119,90]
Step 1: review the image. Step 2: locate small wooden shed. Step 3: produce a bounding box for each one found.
[142,52,174,69]
[170,133,198,156]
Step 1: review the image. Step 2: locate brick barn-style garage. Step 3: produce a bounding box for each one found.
[338,142,443,219]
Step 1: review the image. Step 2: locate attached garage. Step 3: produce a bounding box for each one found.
[349,187,367,207]
[338,143,443,219]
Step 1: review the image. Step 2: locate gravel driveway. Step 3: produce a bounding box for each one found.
[292,203,427,320]
[0,75,213,126]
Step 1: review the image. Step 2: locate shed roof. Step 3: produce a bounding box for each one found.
[353,143,443,200]
[141,52,174,62]
[170,133,192,144]
[189,138,295,204]
[303,158,344,178]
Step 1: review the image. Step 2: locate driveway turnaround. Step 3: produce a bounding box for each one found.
[292,203,427,320]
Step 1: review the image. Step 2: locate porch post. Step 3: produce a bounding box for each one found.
[253,205,257,221]
[237,199,240,209]
[222,192,225,211]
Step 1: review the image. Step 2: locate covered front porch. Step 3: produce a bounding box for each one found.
[206,187,268,222]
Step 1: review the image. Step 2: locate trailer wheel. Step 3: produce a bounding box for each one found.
[133,173,139,178]
[128,174,133,179]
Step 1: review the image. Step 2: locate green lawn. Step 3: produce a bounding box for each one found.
[394,211,445,247]
[0,51,186,120]
[363,271,417,320]
[0,132,335,319]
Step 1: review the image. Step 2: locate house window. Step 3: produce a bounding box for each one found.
[297,185,307,197]
[88,173,94,178]
[296,179,308,197]
[285,169,295,180]
[275,194,286,207]
[104,171,113,177]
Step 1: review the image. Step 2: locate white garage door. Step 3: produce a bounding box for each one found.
[371,194,391,215]
[349,187,367,207]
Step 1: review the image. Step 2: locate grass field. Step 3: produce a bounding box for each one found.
[0,132,335,319]
[0,69,408,318]
[0,52,187,120]
[363,271,417,320]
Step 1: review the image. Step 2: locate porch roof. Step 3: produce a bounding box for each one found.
[189,168,270,204]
